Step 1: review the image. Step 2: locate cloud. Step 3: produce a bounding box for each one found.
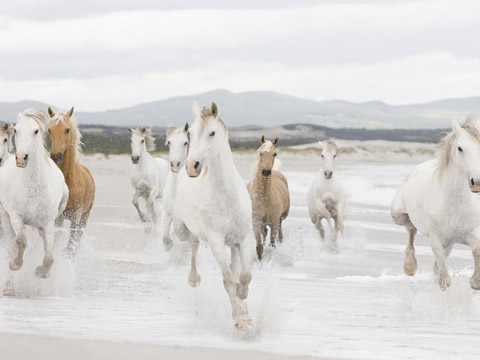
[0,1,479,110]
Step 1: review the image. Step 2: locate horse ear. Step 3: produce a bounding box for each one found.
[273,137,278,145]
[66,106,74,118]
[128,127,134,133]
[211,102,218,118]
[184,122,189,132]
[48,107,55,118]
[261,135,265,143]
[192,100,201,118]
[452,119,463,134]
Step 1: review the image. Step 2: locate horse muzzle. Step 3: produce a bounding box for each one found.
[470,178,480,193]
[171,161,180,173]
[51,152,63,163]
[324,171,333,180]
[262,169,272,177]
[186,160,201,178]
[16,153,28,168]
[131,156,139,164]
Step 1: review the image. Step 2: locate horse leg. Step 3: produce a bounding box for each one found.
[208,237,242,326]
[162,211,173,251]
[278,220,284,244]
[269,221,279,248]
[188,238,201,287]
[173,219,201,286]
[54,214,65,245]
[430,236,451,290]
[253,220,264,261]
[470,229,480,290]
[36,222,55,279]
[261,223,267,244]
[313,216,325,241]
[146,190,158,225]
[235,240,253,327]
[65,211,89,259]
[132,190,147,222]
[1,210,16,296]
[391,211,418,276]
[8,216,26,272]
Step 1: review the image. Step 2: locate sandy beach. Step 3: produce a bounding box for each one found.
[1,142,480,359]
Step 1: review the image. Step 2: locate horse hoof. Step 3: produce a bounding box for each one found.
[403,257,417,276]
[235,316,253,329]
[163,238,173,252]
[2,287,15,297]
[188,273,201,288]
[438,275,451,291]
[140,215,148,223]
[9,259,22,271]
[470,276,480,290]
[35,266,50,279]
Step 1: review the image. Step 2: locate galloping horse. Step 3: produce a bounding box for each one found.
[392,118,480,290]
[248,136,290,260]
[129,126,169,233]
[0,123,14,167]
[162,123,189,250]
[47,107,95,257]
[173,101,253,328]
[0,108,68,295]
[307,140,345,249]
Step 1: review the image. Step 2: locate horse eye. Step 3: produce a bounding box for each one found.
[321,155,324,158]
[167,141,170,146]
[141,139,145,143]
[184,142,188,146]
[458,147,463,152]
[14,129,16,133]
[274,153,277,157]
[210,131,215,137]
[334,155,337,158]
[66,128,70,134]
[34,129,39,134]
[3,139,7,143]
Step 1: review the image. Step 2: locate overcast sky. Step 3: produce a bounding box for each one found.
[0,0,479,111]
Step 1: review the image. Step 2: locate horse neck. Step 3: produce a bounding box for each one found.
[59,145,78,178]
[441,161,472,200]
[252,163,272,198]
[139,150,153,170]
[204,140,237,185]
[23,148,49,181]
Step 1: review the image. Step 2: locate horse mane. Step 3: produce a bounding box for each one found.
[53,112,83,162]
[200,105,228,136]
[323,139,338,151]
[132,126,156,151]
[18,108,50,160]
[436,116,480,175]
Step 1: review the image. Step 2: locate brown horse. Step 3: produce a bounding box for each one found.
[47,106,95,257]
[248,136,290,260]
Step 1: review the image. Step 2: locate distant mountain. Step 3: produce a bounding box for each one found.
[1,89,479,129]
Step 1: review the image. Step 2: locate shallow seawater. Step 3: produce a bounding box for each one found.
[1,160,480,359]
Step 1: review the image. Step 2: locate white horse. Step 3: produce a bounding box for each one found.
[173,101,253,328]
[0,123,14,167]
[161,123,189,250]
[392,118,480,291]
[307,140,345,248]
[129,126,169,232]
[0,109,68,295]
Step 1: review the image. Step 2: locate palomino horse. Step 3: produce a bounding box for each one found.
[48,107,96,257]
[129,126,169,233]
[0,123,14,167]
[248,136,290,260]
[307,140,345,249]
[0,108,68,295]
[392,118,480,291]
[173,101,253,328]
[162,123,189,250]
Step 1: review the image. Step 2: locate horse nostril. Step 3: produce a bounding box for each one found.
[472,178,475,186]
[24,154,28,160]
[194,162,200,169]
